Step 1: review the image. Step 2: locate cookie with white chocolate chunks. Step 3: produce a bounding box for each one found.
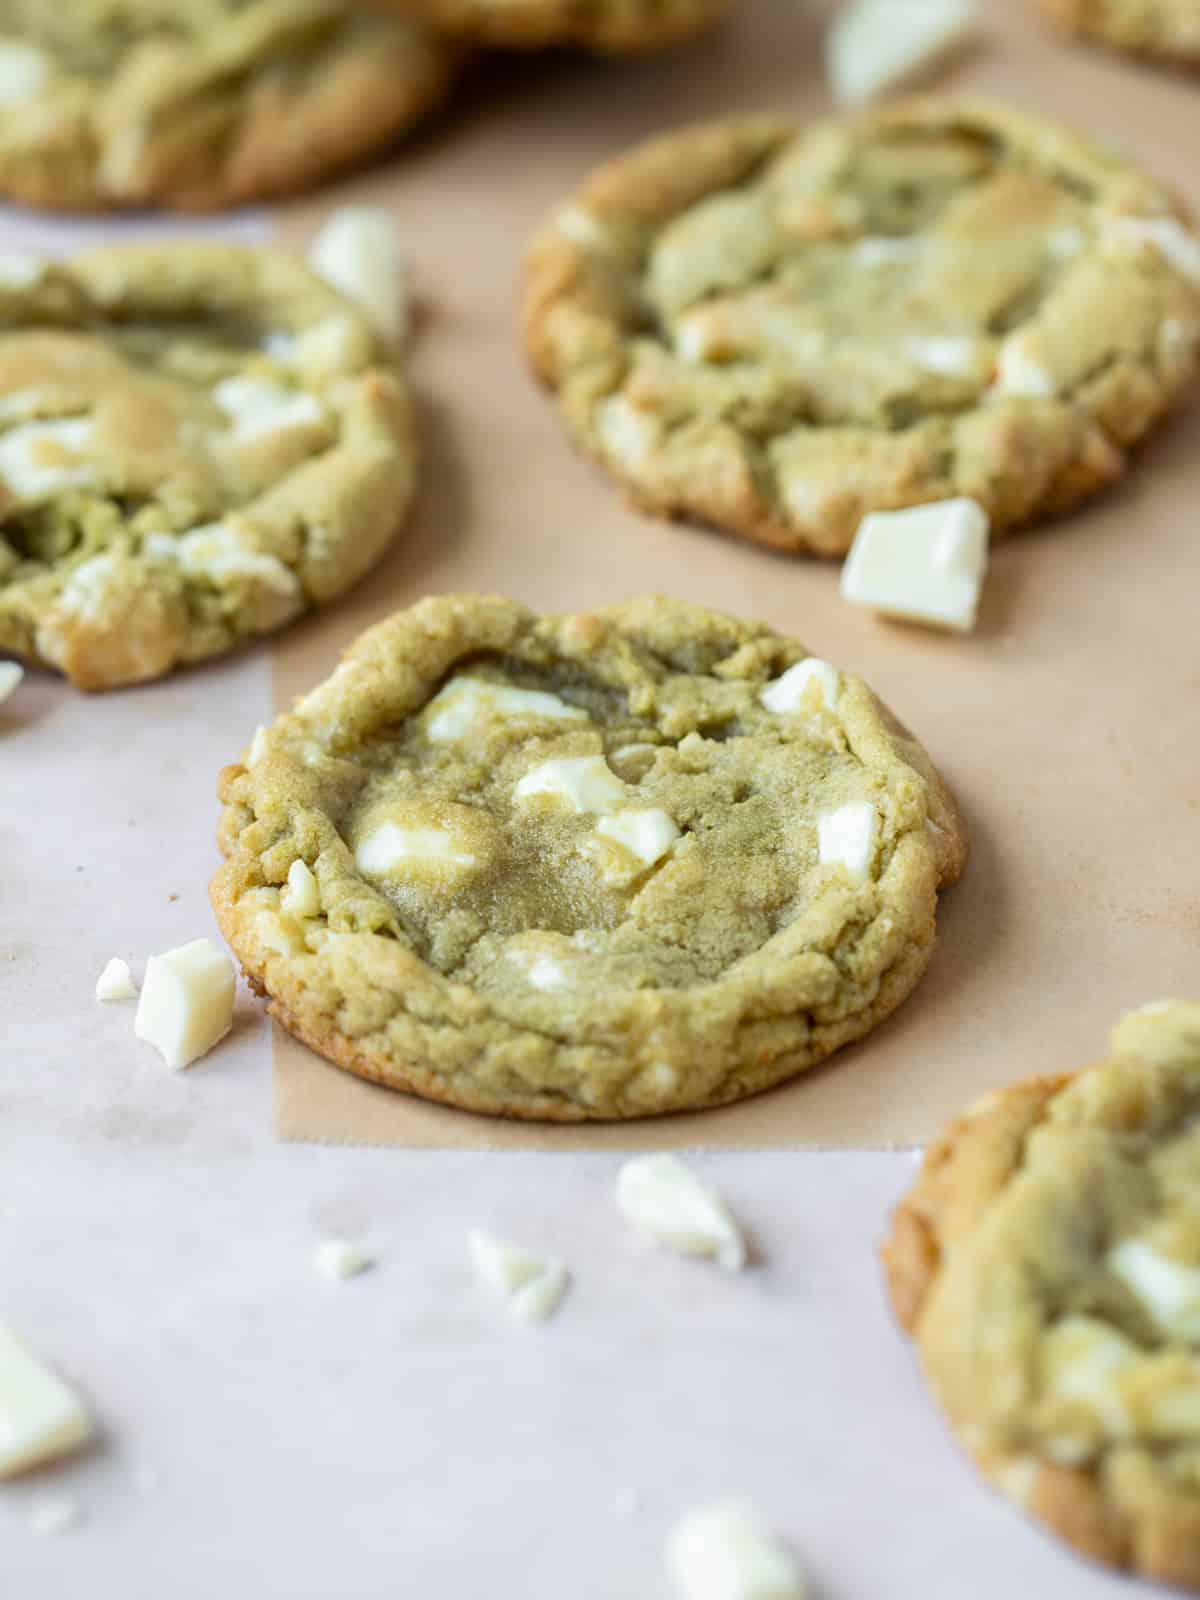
[373,0,727,55]
[1039,0,1200,69]
[212,595,966,1121]
[0,240,415,690]
[0,1,457,212]
[523,96,1200,557]
[884,1002,1200,1590]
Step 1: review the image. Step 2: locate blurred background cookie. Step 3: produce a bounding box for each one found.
[1039,0,1200,69]
[367,0,730,56]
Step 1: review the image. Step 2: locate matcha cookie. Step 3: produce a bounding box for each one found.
[884,1002,1200,1590]
[376,0,727,55]
[1040,0,1200,67]
[212,594,966,1121]
[0,242,415,690]
[0,1,456,211]
[523,96,1200,557]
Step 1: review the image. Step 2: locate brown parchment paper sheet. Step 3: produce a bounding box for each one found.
[267,0,1200,1150]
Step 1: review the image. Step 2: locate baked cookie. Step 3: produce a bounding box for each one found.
[212,594,967,1121]
[0,242,415,690]
[523,96,1200,557]
[1039,0,1200,67]
[0,1,457,211]
[884,1002,1200,1589]
[374,0,728,55]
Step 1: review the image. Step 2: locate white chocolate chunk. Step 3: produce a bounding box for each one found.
[468,1230,570,1323]
[355,822,478,879]
[1105,215,1200,286]
[1110,1239,1200,1342]
[556,205,616,253]
[133,938,235,1071]
[597,394,659,467]
[1047,225,1087,261]
[666,1503,808,1600]
[826,0,976,106]
[312,1239,373,1280]
[0,251,47,289]
[840,497,990,633]
[28,1495,83,1537]
[595,808,680,870]
[852,235,921,270]
[0,1324,92,1479]
[903,334,977,376]
[516,755,628,815]
[424,674,586,742]
[0,40,50,105]
[212,376,324,442]
[1040,1316,1137,1437]
[0,660,23,703]
[308,207,409,346]
[527,955,568,991]
[760,658,839,715]
[173,524,301,598]
[280,859,321,920]
[995,332,1057,397]
[616,1154,746,1271]
[0,418,98,504]
[816,801,879,881]
[95,957,137,1003]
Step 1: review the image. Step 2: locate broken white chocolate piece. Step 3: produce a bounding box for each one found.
[28,1495,83,1537]
[995,331,1057,398]
[840,498,989,633]
[424,675,586,742]
[594,808,680,872]
[0,660,23,703]
[95,957,137,1003]
[816,801,879,881]
[308,206,409,346]
[355,822,478,881]
[666,1503,808,1600]
[615,1154,746,1270]
[0,1324,93,1479]
[760,658,839,715]
[313,1239,373,1280]
[1104,214,1200,287]
[826,0,976,106]
[1110,1239,1200,1342]
[0,40,50,105]
[280,859,321,920]
[0,418,98,504]
[133,938,235,1070]
[903,334,978,377]
[468,1229,570,1323]
[212,376,324,442]
[516,755,628,815]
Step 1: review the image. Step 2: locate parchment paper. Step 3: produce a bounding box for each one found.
[270,0,1200,1150]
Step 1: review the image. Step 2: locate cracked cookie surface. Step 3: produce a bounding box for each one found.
[523,96,1200,557]
[1040,0,1200,66]
[212,594,966,1121]
[0,0,457,211]
[375,0,727,55]
[0,242,416,689]
[884,1002,1200,1590]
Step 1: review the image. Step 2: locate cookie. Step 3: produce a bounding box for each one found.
[0,242,416,690]
[1040,0,1200,67]
[523,96,1200,557]
[211,594,967,1121]
[884,1002,1200,1590]
[375,0,727,55]
[0,2,457,211]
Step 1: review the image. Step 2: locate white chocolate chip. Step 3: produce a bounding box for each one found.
[995,332,1057,397]
[852,235,921,270]
[280,859,321,921]
[597,394,660,468]
[666,1503,808,1600]
[903,334,978,377]
[424,675,586,742]
[0,1324,93,1479]
[468,1230,570,1323]
[95,957,137,1003]
[616,1154,746,1271]
[212,376,324,443]
[0,418,98,504]
[172,524,302,598]
[28,1495,83,1537]
[816,801,879,881]
[0,40,50,105]
[840,497,989,633]
[1040,1315,1137,1438]
[133,938,236,1071]
[516,755,628,815]
[1047,225,1087,261]
[0,251,47,290]
[760,658,839,715]
[594,808,680,870]
[556,205,616,253]
[825,0,976,106]
[1110,1239,1200,1342]
[1104,215,1200,286]
[312,1239,373,1281]
[0,660,23,703]
[355,822,478,879]
[308,207,409,346]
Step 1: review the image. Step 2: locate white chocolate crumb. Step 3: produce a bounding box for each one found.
[616,1154,746,1271]
[468,1229,570,1323]
[666,1503,808,1600]
[95,957,137,1003]
[28,1495,83,1537]
[313,1239,374,1281]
